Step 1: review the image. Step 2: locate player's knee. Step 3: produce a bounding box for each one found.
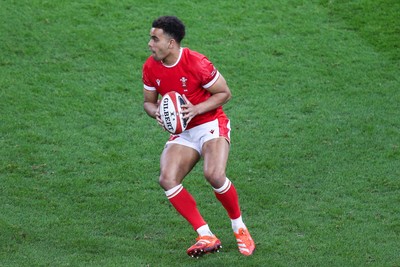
[158,173,169,189]
[159,173,180,190]
[204,168,226,185]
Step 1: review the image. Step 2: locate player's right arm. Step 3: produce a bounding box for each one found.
[143,89,163,126]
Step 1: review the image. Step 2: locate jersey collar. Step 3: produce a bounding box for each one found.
[162,47,183,68]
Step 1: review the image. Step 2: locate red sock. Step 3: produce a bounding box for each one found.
[167,185,206,231]
[214,179,241,219]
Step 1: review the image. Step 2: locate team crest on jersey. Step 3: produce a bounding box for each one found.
[180,77,187,88]
[156,79,161,86]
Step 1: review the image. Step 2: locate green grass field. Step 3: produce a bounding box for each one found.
[1,0,399,266]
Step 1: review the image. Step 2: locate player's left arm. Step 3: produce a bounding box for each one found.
[181,74,231,121]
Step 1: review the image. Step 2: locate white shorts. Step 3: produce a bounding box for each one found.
[166,117,231,155]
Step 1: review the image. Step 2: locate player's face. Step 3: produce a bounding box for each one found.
[148,28,173,61]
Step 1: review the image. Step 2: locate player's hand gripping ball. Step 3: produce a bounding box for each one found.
[159,91,188,134]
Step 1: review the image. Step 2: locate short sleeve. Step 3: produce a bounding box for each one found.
[142,62,156,91]
[198,57,220,89]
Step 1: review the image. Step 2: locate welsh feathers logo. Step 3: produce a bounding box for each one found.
[180,77,187,88]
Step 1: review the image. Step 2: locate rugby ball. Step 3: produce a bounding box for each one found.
[159,91,188,134]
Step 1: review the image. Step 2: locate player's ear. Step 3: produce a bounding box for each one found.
[168,38,176,49]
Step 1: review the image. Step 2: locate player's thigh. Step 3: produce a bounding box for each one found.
[159,143,200,189]
[202,137,230,188]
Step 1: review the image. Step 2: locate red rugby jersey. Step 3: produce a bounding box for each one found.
[142,47,226,129]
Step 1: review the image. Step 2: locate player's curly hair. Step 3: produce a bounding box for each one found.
[152,16,185,44]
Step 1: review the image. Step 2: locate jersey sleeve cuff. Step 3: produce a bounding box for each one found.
[144,84,156,91]
[203,71,220,89]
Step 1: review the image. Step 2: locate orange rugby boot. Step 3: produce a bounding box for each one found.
[234,228,255,256]
[186,235,222,258]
